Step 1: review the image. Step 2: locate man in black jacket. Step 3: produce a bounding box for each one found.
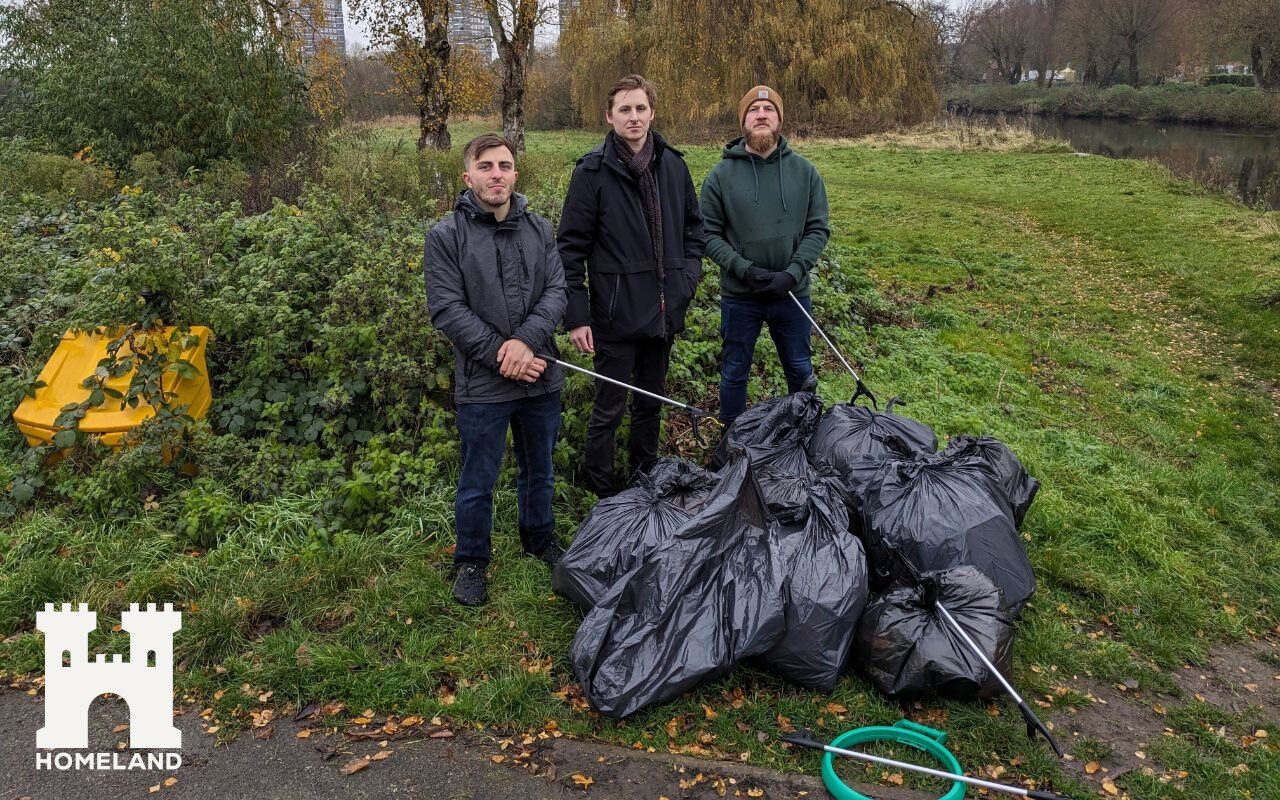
[557,74,707,496]
[425,134,567,607]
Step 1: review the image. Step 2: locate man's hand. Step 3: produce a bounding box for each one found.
[568,325,595,354]
[744,266,772,289]
[756,271,797,300]
[519,357,547,383]
[496,338,536,380]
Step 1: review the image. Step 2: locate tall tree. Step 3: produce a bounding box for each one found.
[969,0,1034,84]
[347,0,452,150]
[562,0,938,136]
[480,0,552,154]
[1073,0,1183,86]
[1213,0,1280,90]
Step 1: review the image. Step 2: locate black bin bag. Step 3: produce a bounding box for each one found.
[807,399,938,509]
[553,458,719,612]
[712,391,824,473]
[758,471,870,692]
[570,449,787,718]
[856,565,1014,700]
[861,450,1036,615]
[942,435,1040,528]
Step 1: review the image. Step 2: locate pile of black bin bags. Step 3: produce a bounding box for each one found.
[554,390,1040,717]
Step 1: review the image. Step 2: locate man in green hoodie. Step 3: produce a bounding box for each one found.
[700,85,830,426]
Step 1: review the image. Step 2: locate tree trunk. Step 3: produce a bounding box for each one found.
[416,0,451,151]
[1127,34,1140,86]
[1253,42,1280,92]
[499,43,527,154]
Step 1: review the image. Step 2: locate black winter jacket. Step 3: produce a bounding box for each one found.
[425,191,566,404]
[557,131,707,341]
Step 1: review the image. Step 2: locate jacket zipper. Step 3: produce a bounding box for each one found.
[609,274,620,320]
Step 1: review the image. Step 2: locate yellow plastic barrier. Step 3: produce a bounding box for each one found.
[13,326,212,449]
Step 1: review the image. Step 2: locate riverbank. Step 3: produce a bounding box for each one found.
[3,123,1278,799]
[945,83,1280,129]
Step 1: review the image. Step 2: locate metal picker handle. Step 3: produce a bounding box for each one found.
[547,356,716,445]
[781,732,1068,800]
[788,292,877,408]
[933,601,1065,757]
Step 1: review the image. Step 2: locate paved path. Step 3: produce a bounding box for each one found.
[1,690,938,800]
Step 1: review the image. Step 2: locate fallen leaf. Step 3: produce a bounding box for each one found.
[702,703,718,721]
[884,772,904,786]
[491,755,506,764]
[148,786,160,794]
[1085,761,1101,775]
[111,724,128,734]
[1255,729,1268,738]
[370,750,391,761]
[735,721,752,733]
[340,757,370,775]
[163,778,177,787]
[1101,778,1118,795]
[747,790,764,798]
[570,772,594,789]
[296,729,311,739]
[825,702,848,714]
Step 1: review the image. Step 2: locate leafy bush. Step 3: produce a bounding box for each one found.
[1202,74,1255,87]
[0,0,309,168]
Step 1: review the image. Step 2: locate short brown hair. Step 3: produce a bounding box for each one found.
[606,74,656,111]
[462,133,516,169]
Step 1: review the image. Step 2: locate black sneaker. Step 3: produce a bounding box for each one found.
[452,564,488,606]
[530,540,566,568]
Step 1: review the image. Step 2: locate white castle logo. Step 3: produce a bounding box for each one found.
[36,603,182,750]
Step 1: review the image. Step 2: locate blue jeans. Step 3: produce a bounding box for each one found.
[719,294,814,425]
[453,391,561,568]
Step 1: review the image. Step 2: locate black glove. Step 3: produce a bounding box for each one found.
[757,271,797,300]
[743,266,772,289]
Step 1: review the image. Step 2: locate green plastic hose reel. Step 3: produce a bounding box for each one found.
[820,720,965,800]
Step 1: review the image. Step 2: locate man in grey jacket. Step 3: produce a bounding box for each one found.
[424,133,568,607]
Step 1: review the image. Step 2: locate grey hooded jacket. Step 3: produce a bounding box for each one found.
[425,191,567,404]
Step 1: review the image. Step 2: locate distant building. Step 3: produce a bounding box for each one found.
[559,0,580,31]
[294,0,346,59]
[451,0,494,59]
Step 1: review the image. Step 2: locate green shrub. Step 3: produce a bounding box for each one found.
[1202,74,1255,88]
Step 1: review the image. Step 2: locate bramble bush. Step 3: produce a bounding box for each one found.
[0,129,900,544]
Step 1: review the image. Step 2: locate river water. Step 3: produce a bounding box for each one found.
[963,112,1280,210]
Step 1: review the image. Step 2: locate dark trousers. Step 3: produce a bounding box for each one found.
[719,293,814,425]
[453,391,561,568]
[584,336,673,495]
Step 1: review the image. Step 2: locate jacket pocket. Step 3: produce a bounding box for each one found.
[590,260,660,336]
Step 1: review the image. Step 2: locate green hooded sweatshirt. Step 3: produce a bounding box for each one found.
[699,135,830,299]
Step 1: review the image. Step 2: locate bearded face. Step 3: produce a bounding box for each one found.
[742,100,781,153]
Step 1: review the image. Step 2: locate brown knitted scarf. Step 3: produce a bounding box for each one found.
[614,133,664,282]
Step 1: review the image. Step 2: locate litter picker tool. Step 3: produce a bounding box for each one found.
[788,291,877,408]
[782,722,1069,800]
[542,355,718,446]
[892,550,1065,757]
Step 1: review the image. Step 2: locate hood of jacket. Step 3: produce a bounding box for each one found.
[454,189,530,223]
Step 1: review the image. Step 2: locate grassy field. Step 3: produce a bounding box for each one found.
[2,120,1278,799]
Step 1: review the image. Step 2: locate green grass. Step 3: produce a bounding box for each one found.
[3,122,1279,799]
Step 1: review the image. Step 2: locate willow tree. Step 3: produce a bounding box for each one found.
[560,0,938,136]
